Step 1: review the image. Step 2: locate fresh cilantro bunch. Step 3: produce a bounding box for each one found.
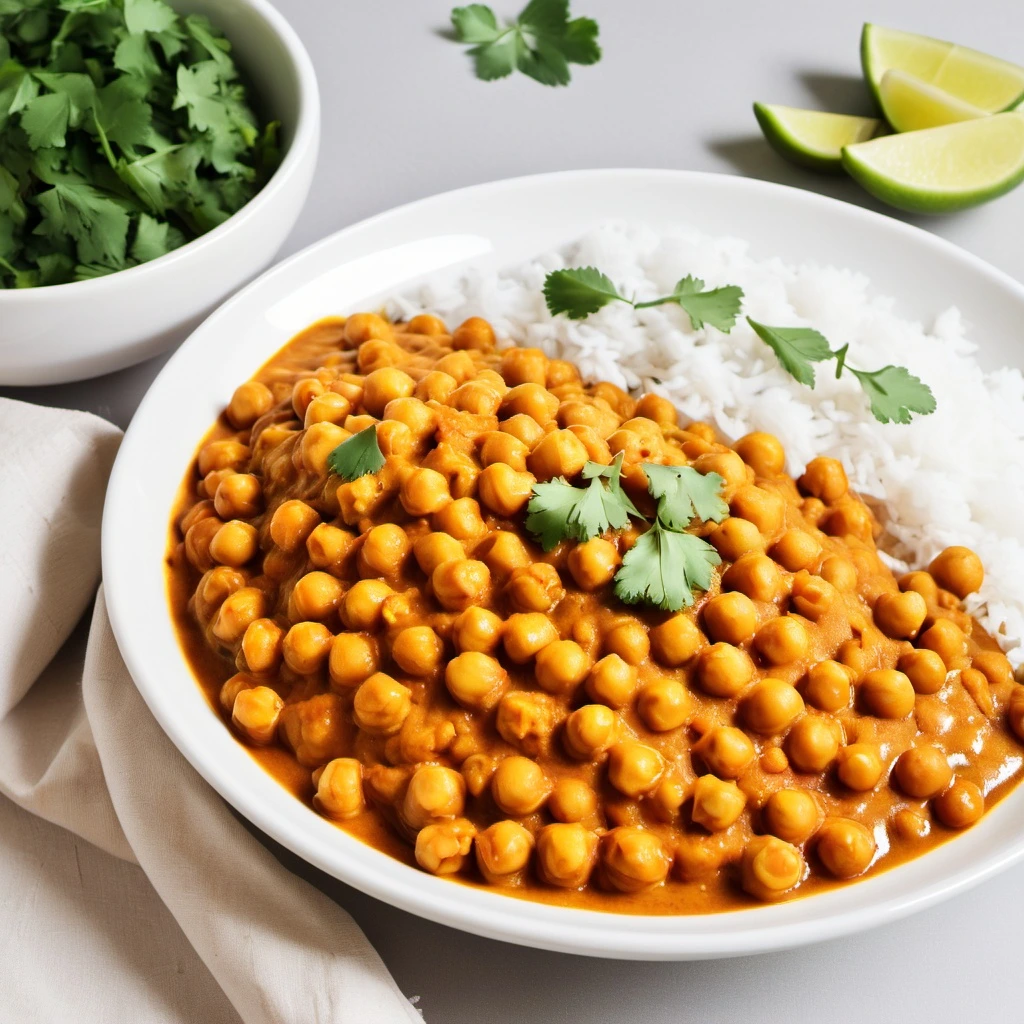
[0,0,280,288]
[450,0,600,86]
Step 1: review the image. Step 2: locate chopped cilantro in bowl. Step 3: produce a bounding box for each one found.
[0,0,281,289]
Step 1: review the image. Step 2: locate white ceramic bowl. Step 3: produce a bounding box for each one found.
[0,0,319,386]
[103,170,1024,960]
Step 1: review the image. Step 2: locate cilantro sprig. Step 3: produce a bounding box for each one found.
[746,319,936,425]
[544,268,744,332]
[327,426,386,482]
[0,0,280,288]
[450,0,601,86]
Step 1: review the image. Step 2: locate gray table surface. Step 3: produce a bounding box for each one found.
[6,1,1024,1020]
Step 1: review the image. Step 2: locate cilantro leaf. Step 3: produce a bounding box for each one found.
[326,425,386,482]
[543,266,627,319]
[614,520,722,612]
[20,92,72,147]
[849,365,936,425]
[33,180,130,266]
[746,318,834,387]
[449,0,601,86]
[642,464,728,530]
[123,0,177,35]
[667,276,745,332]
[525,478,585,550]
[130,211,182,261]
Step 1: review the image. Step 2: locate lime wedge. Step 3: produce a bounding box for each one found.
[842,113,1024,213]
[754,103,883,172]
[880,70,987,132]
[862,24,1024,113]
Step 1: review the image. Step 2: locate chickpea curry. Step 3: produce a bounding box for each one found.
[167,311,1024,913]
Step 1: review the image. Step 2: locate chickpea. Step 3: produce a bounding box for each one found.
[445,651,509,710]
[546,359,581,389]
[476,531,532,579]
[496,691,559,756]
[788,571,835,623]
[290,378,325,419]
[536,823,598,888]
[860,668,916,719]
[499,414,547,450]
[360,367,414,417]
[836,638,873,681]
[763,789,819,844]
[415,819,476,875]
[568,538,621,591]
[798,663,850,717]
[836,743,884,792]
[603,620,650,666]
[894,745,953,799]
[270,499,320,553]
[198,439,250,476]
[475,820,534,883]
[599,827,672,893]
[873,590,928,640]
[528,639,586,695]
[693,450,748,491]
[227,380,274,428]
[820,555,858,591]
[527,429,589,482]
[314,758,365,820]
[703,591,758,646]
[770,529,821,572]
[340,579,393,632]
[414,369,457,404]
[327,632,379,690]
[503,384,562,427]
[431,558,491,612]
[973,651,1014,689]
[815,818,875,878]
[392,625,444,677]
[741,835,805,902]
[754,616,810,666]
[691,775,747,832]
[237,613,284,678]
[899,570,939,603]
[358,523,411,580]
[721,552,783,603]
[452,606,504,654]
[344,312,392,345]
[696,643,754,698]
[694,726,756,778]
[503,612,559,663]
[193,568,247,627]
[628,393,673,427]
[500,348,548,387]
[564,705,619,760]
[479,431,529,473]
[650,613,702,666]
[214,474,263,521]
[411,533,462,577]
[710,517,764,561]
[231,685,283,744]
[929,546,984,598]
[476,464,534,518]
[742,678,805,735]
[402,765,466,830]
[212,587,266,644]
[585,654,637,708]
[384,395,436,441]
[447,315,493,350]
[304,391,352,428]
[430,499,483,543]
[353,672,412,735]
[730,485,785,537]
[919,618,969,666]
[449,379,503,416]
[306,523,357,573]
[289,571,344,622]
[220,672,256,714]
[491,755,551,815]
[761,746,789,773]
[303,422,350,475]
[1009,686,1024,743]
[637,678,691,732]
[734,432,785,478]
[798,457,848,503]
[209,520,259,568]
[548,779,598,824]
[786,716,841,773]
[893,809,930,841]
[398,468,450,518]
[933,778,985,828]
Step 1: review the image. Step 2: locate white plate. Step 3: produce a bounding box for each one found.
[102,169,1024,960]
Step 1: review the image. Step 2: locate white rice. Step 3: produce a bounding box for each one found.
[388,221,1024,667]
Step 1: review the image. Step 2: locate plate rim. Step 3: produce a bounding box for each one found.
[102,167,1024,959]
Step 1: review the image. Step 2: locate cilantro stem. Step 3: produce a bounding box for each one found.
[833,343,849,378]
[92,112,118,172]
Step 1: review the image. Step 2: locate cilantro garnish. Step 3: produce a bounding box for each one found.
[450,1,601,86]
[746,318,935,424]
[643,465,729,530]
[525,451,640,551]
[0,0,280,288]
[543,267,745,332]
[326,426,386,482]
[613,519,722,612]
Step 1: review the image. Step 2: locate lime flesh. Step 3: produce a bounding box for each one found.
[754,103,882,173]
[862,24,1024,113]
[842,112,1024,213]
[880,69,987,132]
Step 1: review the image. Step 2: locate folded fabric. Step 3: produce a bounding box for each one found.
[0,397,420,1024]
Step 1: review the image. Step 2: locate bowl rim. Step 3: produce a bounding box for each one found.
[103,167,1024,960]
[0,0,319,302]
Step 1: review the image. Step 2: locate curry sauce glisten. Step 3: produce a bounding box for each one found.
[167,311,1024,913]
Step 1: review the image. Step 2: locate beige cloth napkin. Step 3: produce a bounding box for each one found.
[0,397,421,1024]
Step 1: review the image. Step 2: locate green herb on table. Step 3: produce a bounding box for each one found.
[0,0,280,289]
[525,452,640,551]
[327,426,386,482]
[450,0,601,86]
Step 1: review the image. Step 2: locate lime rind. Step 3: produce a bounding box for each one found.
[754,103,882,173]
[842,113,1024,213]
